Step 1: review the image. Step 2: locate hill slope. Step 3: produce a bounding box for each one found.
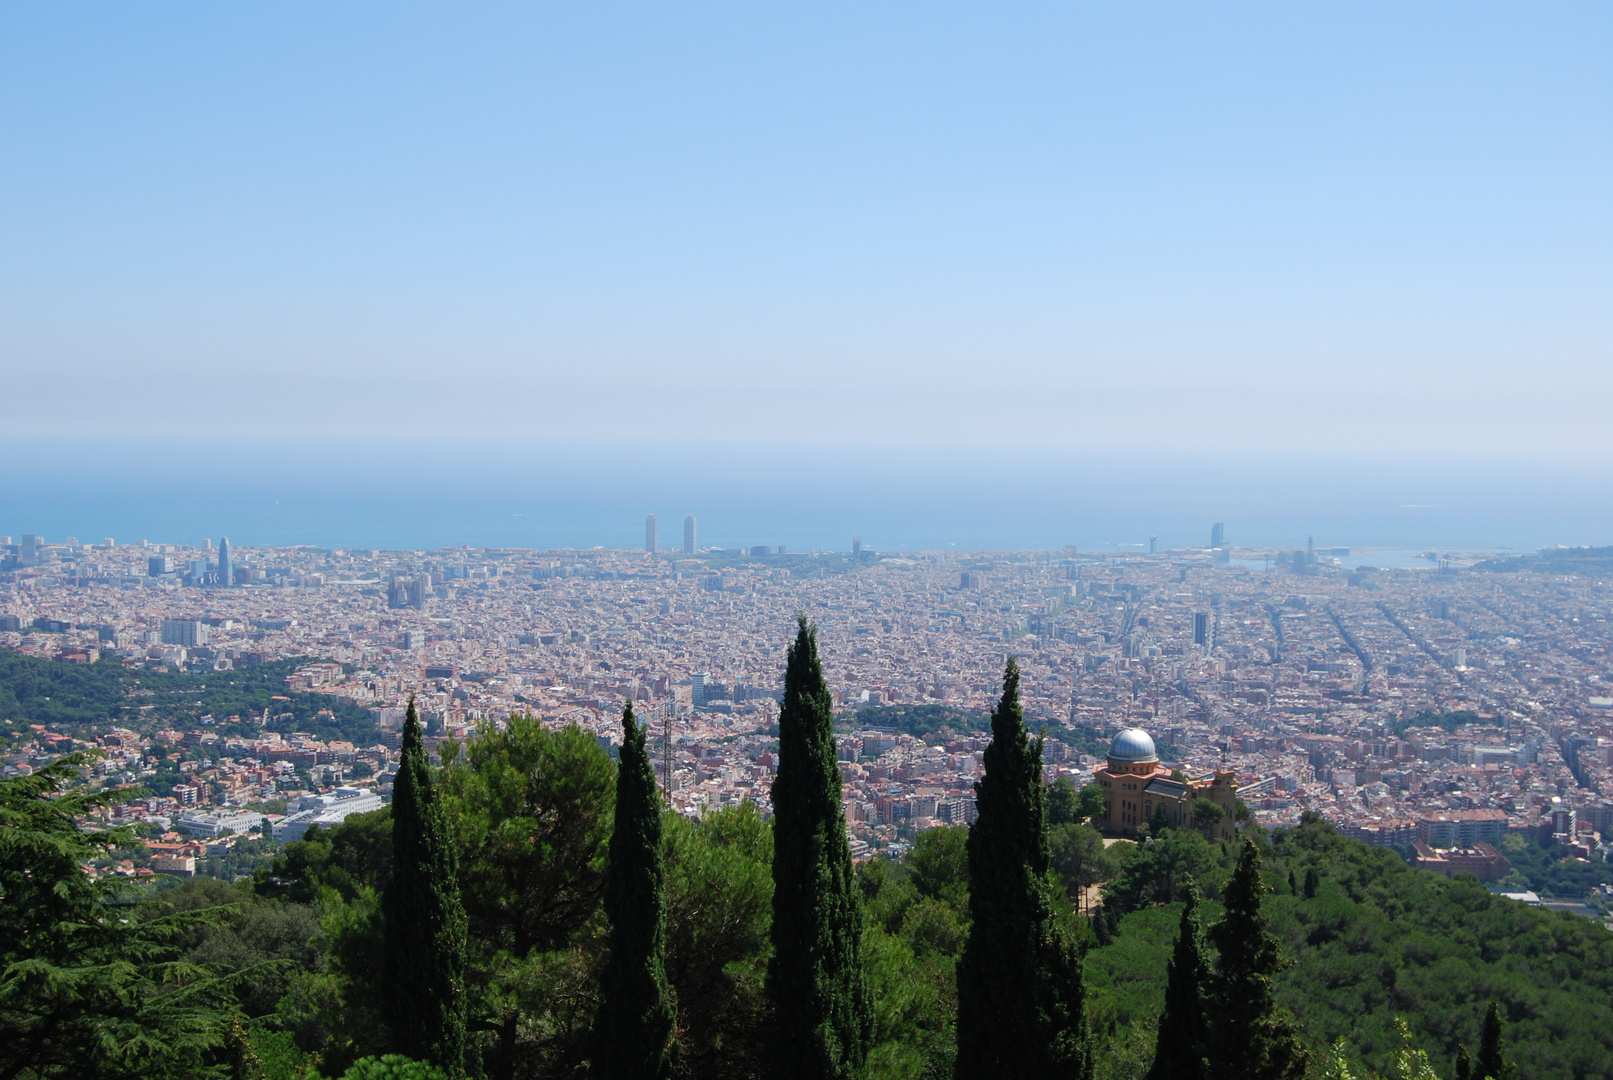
[1086,817,1613,1079]
[0,649,377,744]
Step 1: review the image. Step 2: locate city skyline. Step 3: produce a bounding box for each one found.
[4,6,1610,1075]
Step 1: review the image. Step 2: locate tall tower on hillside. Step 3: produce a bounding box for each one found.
[645,514,657,553]
[217,536,232,587]
[683,515,697,554]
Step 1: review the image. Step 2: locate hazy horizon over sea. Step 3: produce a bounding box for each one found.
[2,437,1610,557]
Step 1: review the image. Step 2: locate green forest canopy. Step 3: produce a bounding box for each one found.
[1390,710,1483,736]
[0,650,377,744]
[6,705,1612,1080]
[1088,816,1613,1080]
[845,703,987,737]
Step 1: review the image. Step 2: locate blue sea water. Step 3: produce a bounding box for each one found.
[1,437,1610,556]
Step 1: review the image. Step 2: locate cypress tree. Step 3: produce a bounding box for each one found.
[1456,1044,1472,1080]
[767,617,873,1080]
[956,657,1087,1079]
[595,701,676,1080]
[1145,880,1209,1080]
[1207,838,1306,1080]
[1475,1000,1513,1080]
[382,697,468,1073]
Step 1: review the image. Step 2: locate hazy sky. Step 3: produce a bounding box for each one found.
[2,3,1609,457]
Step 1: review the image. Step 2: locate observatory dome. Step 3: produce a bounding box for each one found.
[1108,728,1158,764]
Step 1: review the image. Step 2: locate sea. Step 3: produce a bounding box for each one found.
[2,437,1610,557]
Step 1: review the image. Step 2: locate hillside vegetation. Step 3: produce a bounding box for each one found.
[0,651,377,743]
[1087,815,1613,1079]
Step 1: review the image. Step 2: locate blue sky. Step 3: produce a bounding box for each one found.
[1,3,1609,468]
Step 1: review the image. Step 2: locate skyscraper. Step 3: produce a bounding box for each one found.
[217,536,232,587]
[645,514,657,553]
[852,536,863,560]
[1194,611,1210,647]
[683,515,697,554]
[1210,522,1225,548]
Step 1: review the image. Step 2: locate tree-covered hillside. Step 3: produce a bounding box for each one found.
[0,650,377,743]
[1087,816,1613,1080]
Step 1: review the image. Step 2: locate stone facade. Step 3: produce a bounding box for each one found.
[1093,727,1238,842]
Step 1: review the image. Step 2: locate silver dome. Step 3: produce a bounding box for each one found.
[1108,727,1158,763]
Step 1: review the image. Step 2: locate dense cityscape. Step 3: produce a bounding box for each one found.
[4,524,1611,912]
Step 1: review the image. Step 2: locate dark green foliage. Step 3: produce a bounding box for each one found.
[662,804,773,1080]
[1390,709,1482,736]
[1267,816,1613,1078]
[848,704,986,739]
[1206,838,1307,1080]
[445,713,614,957]
[1047,779,1107,828]
[1049,823,1111,906]
[441,711,616,1078]
[1495,830,1613,898]
[1190,798,1224,839]
[0,650,376,742]
[1076,784,1106,824]
[335,1055,451,1080]
[0,652,126,729]
[1103,829,1227,917]
[595,702,675,1080]
[1148,803,1170,838]
[1456,1043,1472,1080]
[904,824,970,909]
[1145,882,1208,1080]
[767,617,872,1080]
[1089,906,1119,947]
[254,808,393,903]
[857,828,973,1079]
[382,699,468,1073]
[1475,1000,1513,1080]
[955,657,1087,1079]
[0,753,243,1079]
[145,877,323,1019]
[1302,867,1319,899]
[1046,777,1079,826]
[1085,818,1613,1080]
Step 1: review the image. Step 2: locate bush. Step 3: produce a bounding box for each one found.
[332,1055,448,1080]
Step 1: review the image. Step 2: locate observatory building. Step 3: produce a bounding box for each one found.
[1093,726,1238,842]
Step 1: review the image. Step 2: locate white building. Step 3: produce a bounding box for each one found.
[175,808,267,838]
[272,788,385,842]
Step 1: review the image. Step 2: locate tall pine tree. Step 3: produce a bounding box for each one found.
[595,701,676,1080]
[1206,838,1306,1080]
[1475,1000,1513,1080]
[382,697,469,1074]
[1145,879,1209,1080]
[767,617,873,1080]
[956,657,1088,1079]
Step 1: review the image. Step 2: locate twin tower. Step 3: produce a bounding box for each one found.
[645,514,696,555]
